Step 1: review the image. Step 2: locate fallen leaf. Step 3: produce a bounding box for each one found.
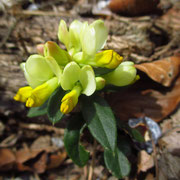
[30,136,59,153]
[16,146,44,171]
[33,152,47,174]
[135,56,180,87]
[0,149,15,170]
[138,150,154,172]
[158,151,180,180]
[109,0,159,15]
[107,75,180,122]
[145,173,154,180]
[47,151,67,170]
[158,110,180,180]
[14,136,66,173]
[160,129,180,156]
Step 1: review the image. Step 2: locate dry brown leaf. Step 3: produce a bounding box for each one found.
[47,151,67,170]
[33,152,47,174]
[107,75,180,122]
[30,136,59,153]
[158,151,180,180]
[135,56,180,87]
[160,130,180,155]
[145,173,154,180]
[14,136,66,173]
[138,150,154,173]
[0,149,15,170]
[158,117,180,179]
[109,0,159,15]
[16,147,43,164]
[15,146,44,172]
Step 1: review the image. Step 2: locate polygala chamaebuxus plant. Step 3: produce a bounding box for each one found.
[14,19,140,178]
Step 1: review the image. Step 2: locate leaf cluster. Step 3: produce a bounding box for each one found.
[27,88,144,178]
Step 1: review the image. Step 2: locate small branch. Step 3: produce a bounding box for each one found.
[152,139,159,180]
[8,9,73,17]
[19,122,64,135]
[88,140,97,180]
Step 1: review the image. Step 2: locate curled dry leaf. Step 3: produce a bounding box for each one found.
[47,151,67,170]
[109,0,160,15]
[135,56,180,87]
[14,136,66,173]
[107,74,180,122]
[15,146,44,172]
[138,150,154,173]
[33,152,47,174]
[0,149,15,170]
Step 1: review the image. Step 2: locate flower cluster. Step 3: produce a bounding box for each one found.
[14,19,138,114]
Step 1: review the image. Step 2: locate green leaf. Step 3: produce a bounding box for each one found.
[117,121,144,143]
[27,100,48,117]
[47,87,65,124]
[130,128,144,143]
[104,140,131,178]
[64,114,89,167]
[82,95,117,151]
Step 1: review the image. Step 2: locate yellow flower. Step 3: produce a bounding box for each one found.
[95,50,123,69]
[14,86,33,103]
[60,84,82,114]
[103,61,137,86]
[95,77,106,90]
[14,77,59,107]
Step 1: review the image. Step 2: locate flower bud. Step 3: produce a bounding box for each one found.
[58,20,71,50]
[44,41,71,66]
[95,50,123,69]
[95,77,106,90]
[103,61,137,86]
[36,44,44,56]
[26,77,58,107]
[60,84,82,114]
[14,86,33,103]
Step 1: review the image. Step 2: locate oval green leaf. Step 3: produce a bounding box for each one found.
[82,95,117,152]
[104,144,131,178]
[64,114,89,167]
[47,87,65,124]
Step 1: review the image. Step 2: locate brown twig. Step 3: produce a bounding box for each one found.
[19,122,64,135]
[152,139,159,180]
[8,9,73,17]
[88,140,97,180]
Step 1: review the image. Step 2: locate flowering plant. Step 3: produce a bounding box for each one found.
[14,19,140,178]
